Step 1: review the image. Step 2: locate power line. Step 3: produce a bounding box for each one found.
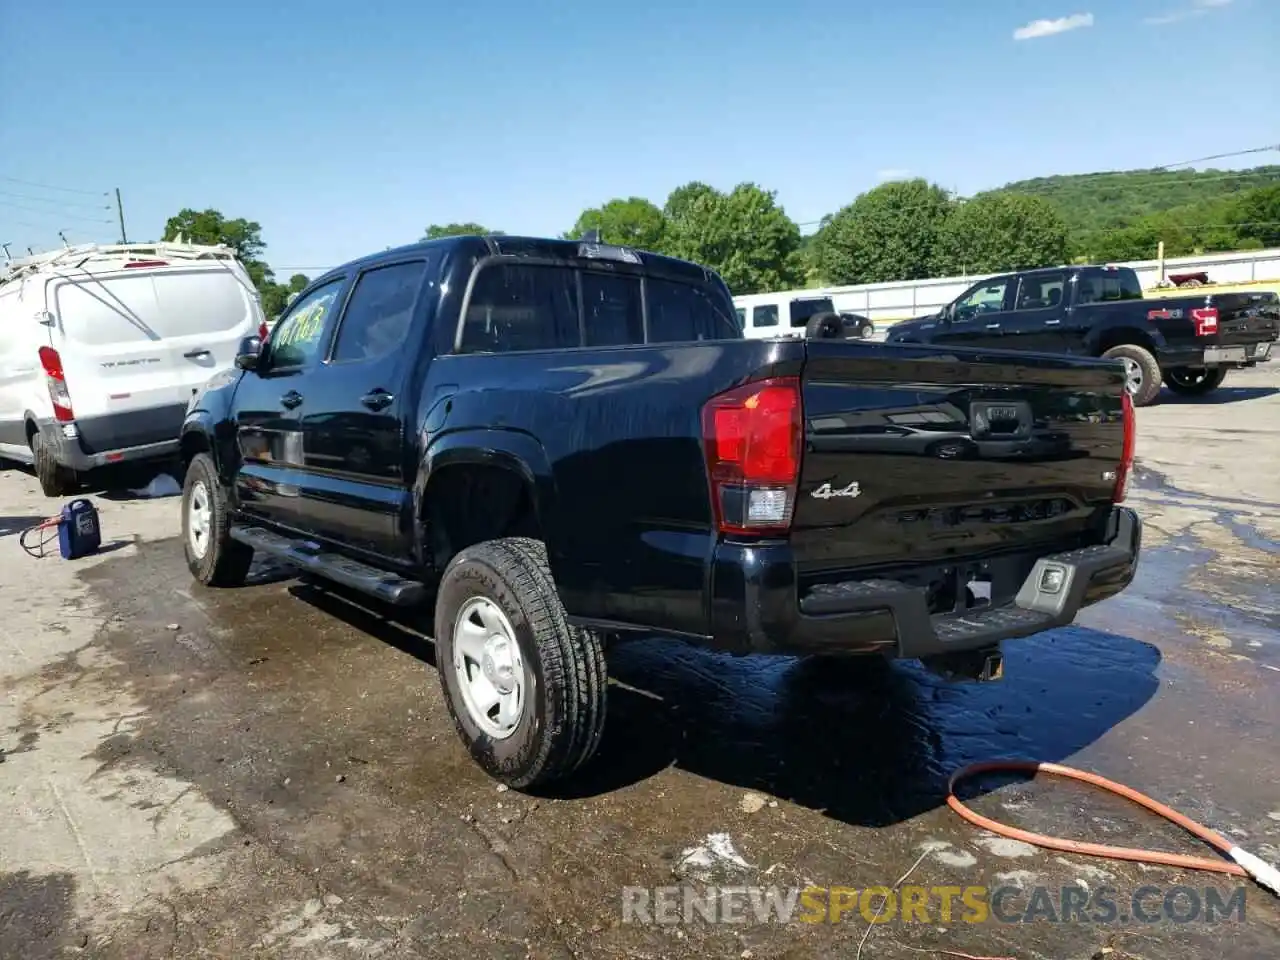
[0,200,114,225]
[0,175,108,197]
[1162,144,1280,169]
[0,190,113,212]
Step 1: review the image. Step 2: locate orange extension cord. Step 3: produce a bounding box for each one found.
[946,760,1280,895]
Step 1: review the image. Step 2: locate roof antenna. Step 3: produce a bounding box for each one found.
[2,243,11,265]
[58,231,71,249]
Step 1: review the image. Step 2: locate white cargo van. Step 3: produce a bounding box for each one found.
[0,242,266,496]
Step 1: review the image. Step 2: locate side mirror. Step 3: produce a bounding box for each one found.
[234,336,262,371]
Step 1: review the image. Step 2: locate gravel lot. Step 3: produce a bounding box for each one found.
[2,365,1278,959]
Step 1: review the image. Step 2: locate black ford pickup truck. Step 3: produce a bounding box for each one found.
[179,235,1141,788]
[887,264,1279,406]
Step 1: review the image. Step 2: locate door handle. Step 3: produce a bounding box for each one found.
[985,323,1002,330]
[360,389,394,412]
[184,348,212,359]
[280,390,303,409]
[1044,319,1061,326]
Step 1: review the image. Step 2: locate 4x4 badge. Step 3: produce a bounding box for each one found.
[812,481,861,500]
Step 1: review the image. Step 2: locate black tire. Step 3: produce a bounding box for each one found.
[182,452,253,586]
[435,537,607,789]
[1164,367,1227,396]
[31,431,77,497]
[1101,344,1162,407]
[805,312,845,339]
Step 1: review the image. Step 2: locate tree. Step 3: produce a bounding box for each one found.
[665,183,803,295]
[812,179,955,285]
[663,181,717,222]
[1232,184,1280,249]
[163,208,272,288]
[935,193,1069,274]
[568,197,666,250]
[423,222,500,239]
[260,272,311,320]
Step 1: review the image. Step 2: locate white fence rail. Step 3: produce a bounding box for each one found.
[741,247,1280,325]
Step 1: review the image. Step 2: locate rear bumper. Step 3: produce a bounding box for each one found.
[707,506,1141,657]
[38,403,186,471]
[1160,339,1274,368]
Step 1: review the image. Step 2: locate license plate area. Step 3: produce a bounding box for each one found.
[970,400,1032,439]
[1204,345,1247,364]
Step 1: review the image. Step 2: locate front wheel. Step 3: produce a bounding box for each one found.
[1164,367,1227,396]
[182,452,253,586]
[435,537,607,789]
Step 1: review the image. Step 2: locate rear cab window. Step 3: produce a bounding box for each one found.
[458,262,738,353]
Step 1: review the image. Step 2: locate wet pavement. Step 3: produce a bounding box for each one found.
[2,366,1278,959]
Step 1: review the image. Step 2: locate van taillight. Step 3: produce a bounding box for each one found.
[258,321,269,342]
[701,377,802,535]
[1192,307,1218,336]
[38,346,75,422]
[1114,390,1135,502]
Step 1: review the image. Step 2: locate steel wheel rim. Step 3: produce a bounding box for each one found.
[1121,358,1143,396]
[453,597,525,740]
[188,480,211,558]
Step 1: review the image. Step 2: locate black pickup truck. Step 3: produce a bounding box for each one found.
[887,264,1279,406]
[179,235,1141,788]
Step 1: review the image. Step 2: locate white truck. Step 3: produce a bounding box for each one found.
[732,293,875,340]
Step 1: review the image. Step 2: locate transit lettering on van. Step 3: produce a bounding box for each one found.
[0,241,266,497]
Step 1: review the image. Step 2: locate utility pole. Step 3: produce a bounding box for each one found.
[115,188,127,243]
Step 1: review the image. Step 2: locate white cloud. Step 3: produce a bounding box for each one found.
[1013,12,1094,40]
[877,169,912,181]
[1145,0,1232,25]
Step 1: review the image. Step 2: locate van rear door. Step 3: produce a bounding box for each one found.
[50,263,260,452]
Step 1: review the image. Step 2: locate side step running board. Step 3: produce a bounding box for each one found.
[229,525,426,606]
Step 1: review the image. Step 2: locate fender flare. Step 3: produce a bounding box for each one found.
[416,427,562,562]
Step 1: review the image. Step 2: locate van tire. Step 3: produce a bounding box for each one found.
[1102,344,1162,407]
[183,453,253,586]
[31,433,77,497]
[435,537,607,790]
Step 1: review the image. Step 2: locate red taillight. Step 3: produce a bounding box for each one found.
[123,259,169,268]
[38,346,75,422]
[1114,390,1135,502]
[701,377,802,535]
[1191,307,1218,336]
[258,321,269,342]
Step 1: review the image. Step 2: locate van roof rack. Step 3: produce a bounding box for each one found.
[1,240,240,285]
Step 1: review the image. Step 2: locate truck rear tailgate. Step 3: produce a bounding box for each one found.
[1211,292,1279,353]
[792,342,1128,581]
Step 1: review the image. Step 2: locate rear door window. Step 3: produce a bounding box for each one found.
[1014,272,1067,310]
[55,273,162,346]
[752,304,779,328]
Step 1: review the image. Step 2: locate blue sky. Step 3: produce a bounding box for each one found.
[2,0,1276,278]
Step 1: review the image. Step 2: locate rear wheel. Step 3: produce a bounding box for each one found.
[1102,344,1162,407]
[1164,367,1226,396]
[183,452,253,586]
[31,432,77,498]
[435,537,607,789]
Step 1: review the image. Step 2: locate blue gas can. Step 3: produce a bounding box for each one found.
[58,499,101,560]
